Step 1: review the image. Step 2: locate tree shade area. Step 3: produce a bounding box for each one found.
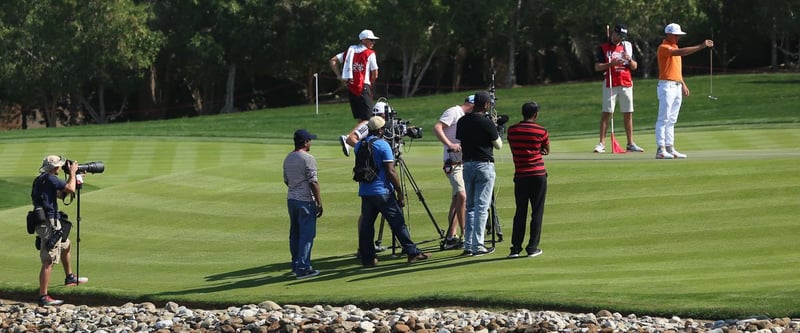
[1,0,798,127]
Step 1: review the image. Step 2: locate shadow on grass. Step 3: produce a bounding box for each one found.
[146,240,507,298]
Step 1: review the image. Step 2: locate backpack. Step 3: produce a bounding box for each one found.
[352,137,380,182]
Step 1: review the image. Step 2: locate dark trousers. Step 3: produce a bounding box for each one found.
[510,175,547,253]
[359,193,419,265]
[348,85,372,120]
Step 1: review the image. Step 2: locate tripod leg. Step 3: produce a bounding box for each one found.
[375,216,387,253]
[398,158,445,238]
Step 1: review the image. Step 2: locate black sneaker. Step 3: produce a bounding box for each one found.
[527,248,543,258]
[442,237,462,250]
[295,269,320,279]
[39,295,63,306]
[460,250,474,257]
[64,273,87,286]
[474,246,495,256]
[507,251,521,259]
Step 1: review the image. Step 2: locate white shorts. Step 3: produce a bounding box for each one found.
[446,163,465,195]
[602,86,634,113]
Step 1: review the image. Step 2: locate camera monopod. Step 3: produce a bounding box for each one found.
[72,174,88,285]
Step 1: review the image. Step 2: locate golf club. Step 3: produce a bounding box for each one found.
[708,45,717,100]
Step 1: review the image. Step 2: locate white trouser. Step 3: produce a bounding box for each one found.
[655,80,683,147]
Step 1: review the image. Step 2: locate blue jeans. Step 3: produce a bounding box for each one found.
[359,194,420,265]
[288,199,317,273]
[463,161,496,252]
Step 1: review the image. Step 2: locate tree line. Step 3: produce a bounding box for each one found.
[1,0,798,128]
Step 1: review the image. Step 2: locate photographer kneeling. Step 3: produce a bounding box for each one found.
[355,117,431,267]
[31,155,86,306]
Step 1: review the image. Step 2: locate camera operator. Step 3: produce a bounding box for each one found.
[456,91,502,257]
[354,116,432,266]
[433,95,475,250]
[30,155,85,306]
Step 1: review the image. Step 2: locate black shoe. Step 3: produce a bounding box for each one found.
[527,248,543,258]
[295,269,320,279]
[407,252,431,263]
[474,246,495,256]
[363,258,379,268]
[442,237,462,250]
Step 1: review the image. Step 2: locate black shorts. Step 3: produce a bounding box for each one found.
[348,85,372,121]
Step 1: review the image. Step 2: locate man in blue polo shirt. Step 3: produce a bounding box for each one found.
[354,116,431,267]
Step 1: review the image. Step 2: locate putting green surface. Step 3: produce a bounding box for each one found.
[1,127,798,318]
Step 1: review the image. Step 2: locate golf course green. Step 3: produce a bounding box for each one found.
[1,73,798,319]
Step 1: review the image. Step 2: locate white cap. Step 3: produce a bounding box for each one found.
[664,23,686,35]
[372,101,391,115]
[358,29,380,40]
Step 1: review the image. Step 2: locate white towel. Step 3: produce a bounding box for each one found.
[341,45,366,80]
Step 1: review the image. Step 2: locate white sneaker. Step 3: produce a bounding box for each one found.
[655,147,674,159]
[593,142,606,153]
[667,147,687,159]
[339,135,351,157]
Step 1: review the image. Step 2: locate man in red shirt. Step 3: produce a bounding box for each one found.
[506,102,549,259]
[330,29,380,157]
[593,24,643,153]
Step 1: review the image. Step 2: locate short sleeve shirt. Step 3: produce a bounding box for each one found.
[657,39,682,81]
[456,112,499,162]
[31,173,66,219]
[354,135,395,196]
[438,105,464,161]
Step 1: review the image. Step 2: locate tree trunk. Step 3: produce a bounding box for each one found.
[97,82,108,124]
[221,63,236,113]
[452,45,466,92]
[770,15,778,72]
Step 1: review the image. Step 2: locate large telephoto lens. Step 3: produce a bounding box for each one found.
[78,161,105,174]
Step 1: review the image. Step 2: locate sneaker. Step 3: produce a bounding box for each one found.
[507,251,521,259]
[442,237,462,250]
[64,274,88,286]
[339,135,351,157]
[295,269,320,279]
[593,142,606,153]
[626,143,645,152]
[527,248,543,258]
[460,250,474,257]
[473,246,495,256]
[407,252,432,263]
[666,147,687,159]
[655,147,674,159]
[39,295,63,306]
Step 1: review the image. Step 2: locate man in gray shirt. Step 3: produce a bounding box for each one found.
[283,129,323,279]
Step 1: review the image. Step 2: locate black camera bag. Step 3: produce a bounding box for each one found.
[26,207,46,234]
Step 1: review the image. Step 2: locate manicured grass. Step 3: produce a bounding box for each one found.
[0,73,798,318]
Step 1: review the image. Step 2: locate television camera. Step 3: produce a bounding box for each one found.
[372,99,422,156]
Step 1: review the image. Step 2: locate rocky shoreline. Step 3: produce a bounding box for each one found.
[1,298,797,333]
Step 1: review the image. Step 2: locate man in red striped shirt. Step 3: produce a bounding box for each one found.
[505,101,549,259]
